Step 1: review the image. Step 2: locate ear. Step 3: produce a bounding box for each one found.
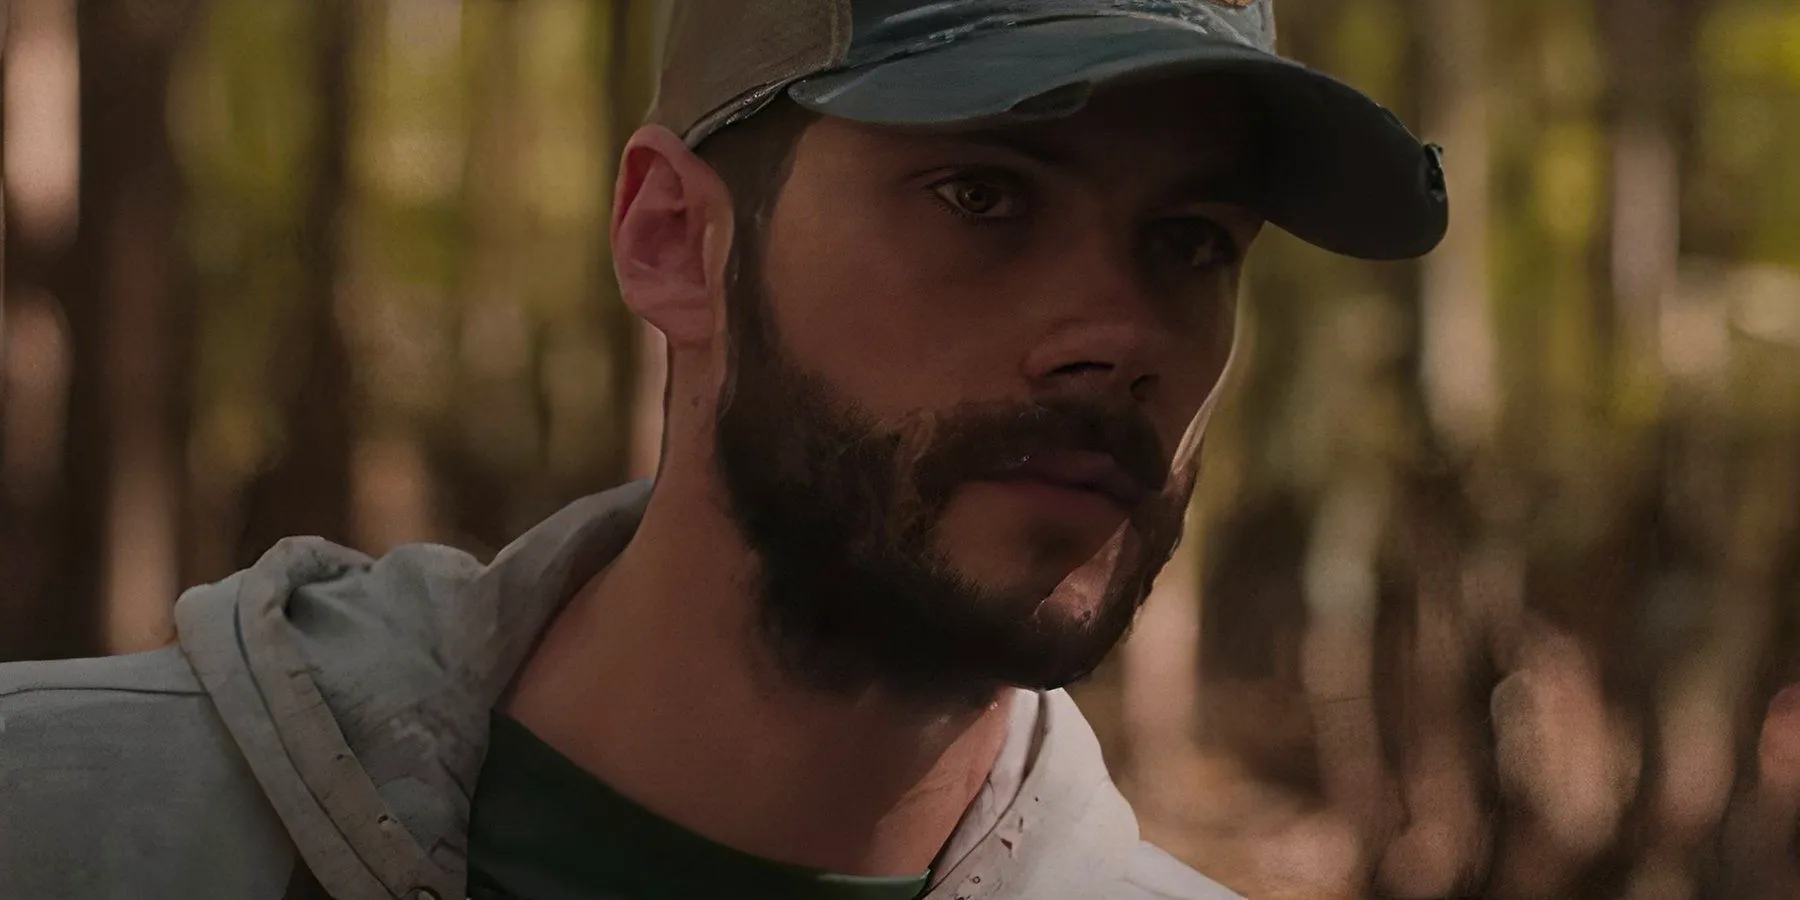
[611,125,735,350]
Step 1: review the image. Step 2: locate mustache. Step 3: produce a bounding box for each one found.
[905,396,1169,508]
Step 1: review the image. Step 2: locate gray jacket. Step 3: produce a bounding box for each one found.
[0,480,1241,900]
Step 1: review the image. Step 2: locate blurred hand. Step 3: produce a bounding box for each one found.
[1716,683,1800,897]
[1487,633,1639,899]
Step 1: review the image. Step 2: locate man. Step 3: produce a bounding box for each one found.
[0,2,1446,898]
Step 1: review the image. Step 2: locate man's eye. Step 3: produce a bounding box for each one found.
[1148,217,1240,271]
[930,177,1025,220]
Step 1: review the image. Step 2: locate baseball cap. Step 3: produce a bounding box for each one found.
[647,0,1449,261]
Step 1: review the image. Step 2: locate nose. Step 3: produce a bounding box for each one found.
[1020,235,1163,404]
[1023,330,1156,403]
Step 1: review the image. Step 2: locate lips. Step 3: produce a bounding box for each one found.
[998,451,1149,509]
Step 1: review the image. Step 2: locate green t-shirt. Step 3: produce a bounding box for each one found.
[467,712,932,900]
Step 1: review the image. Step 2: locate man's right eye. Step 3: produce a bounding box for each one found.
[928,175,1028,222]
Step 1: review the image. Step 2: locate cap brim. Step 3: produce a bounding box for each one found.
[787,16,1447,261]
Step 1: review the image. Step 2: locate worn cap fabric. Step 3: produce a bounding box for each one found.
[647,0,1449,261]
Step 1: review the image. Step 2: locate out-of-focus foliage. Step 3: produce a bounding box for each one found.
[3,1,1798,897]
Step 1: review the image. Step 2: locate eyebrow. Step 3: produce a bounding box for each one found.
[956,130,1076,169]
[952,129,1252,208]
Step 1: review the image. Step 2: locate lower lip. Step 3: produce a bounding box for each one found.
[986,477,1127,521]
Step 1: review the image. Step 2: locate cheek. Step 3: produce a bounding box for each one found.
[1155,295,1237,446]
[760,209,1028,415]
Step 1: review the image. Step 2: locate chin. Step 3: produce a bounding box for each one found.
[931,534,1114,619]
[935,483,1126,576]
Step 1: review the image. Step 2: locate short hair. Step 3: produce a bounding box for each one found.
[697,97,820,255]
[655,98,821,425]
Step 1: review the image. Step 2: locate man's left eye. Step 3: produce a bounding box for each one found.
[1147,217,1240,271]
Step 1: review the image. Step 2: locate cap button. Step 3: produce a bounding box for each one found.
[403,889,441,900]
[1423,143,1448,200]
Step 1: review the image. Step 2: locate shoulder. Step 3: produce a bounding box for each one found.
[247,534,486,638]
[201,535,487,711]
[170,535,488,760]
[180,532,492,782]
[172,534,486,696]
[0,645,298,899]
[1119,842,1245,900]
[197,537,494,857]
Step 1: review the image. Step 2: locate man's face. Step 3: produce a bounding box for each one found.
[711,77,1262,704]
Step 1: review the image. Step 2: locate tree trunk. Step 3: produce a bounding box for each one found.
[0,0,81,661]
[1303,464,1400,880]
[57,0,201,656]
[232,0,356,569]
[1416,0,1496,453]
[1373,3,1498,890]
[1600,0,1688,387]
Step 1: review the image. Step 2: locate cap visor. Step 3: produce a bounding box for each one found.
[788,16,1447,261]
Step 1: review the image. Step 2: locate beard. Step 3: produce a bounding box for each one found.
[711,253,1198,708]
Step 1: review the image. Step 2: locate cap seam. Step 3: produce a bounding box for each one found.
[833,0,852,64]
[844,9,1226,72]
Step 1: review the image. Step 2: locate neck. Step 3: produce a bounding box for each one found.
[503,467,1015,878]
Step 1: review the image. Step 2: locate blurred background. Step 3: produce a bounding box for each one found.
[3,1,1799,897]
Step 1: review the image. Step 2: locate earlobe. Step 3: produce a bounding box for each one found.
[612,125,734,349]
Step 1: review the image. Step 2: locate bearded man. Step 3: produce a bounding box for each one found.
[0,2,1447,898]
